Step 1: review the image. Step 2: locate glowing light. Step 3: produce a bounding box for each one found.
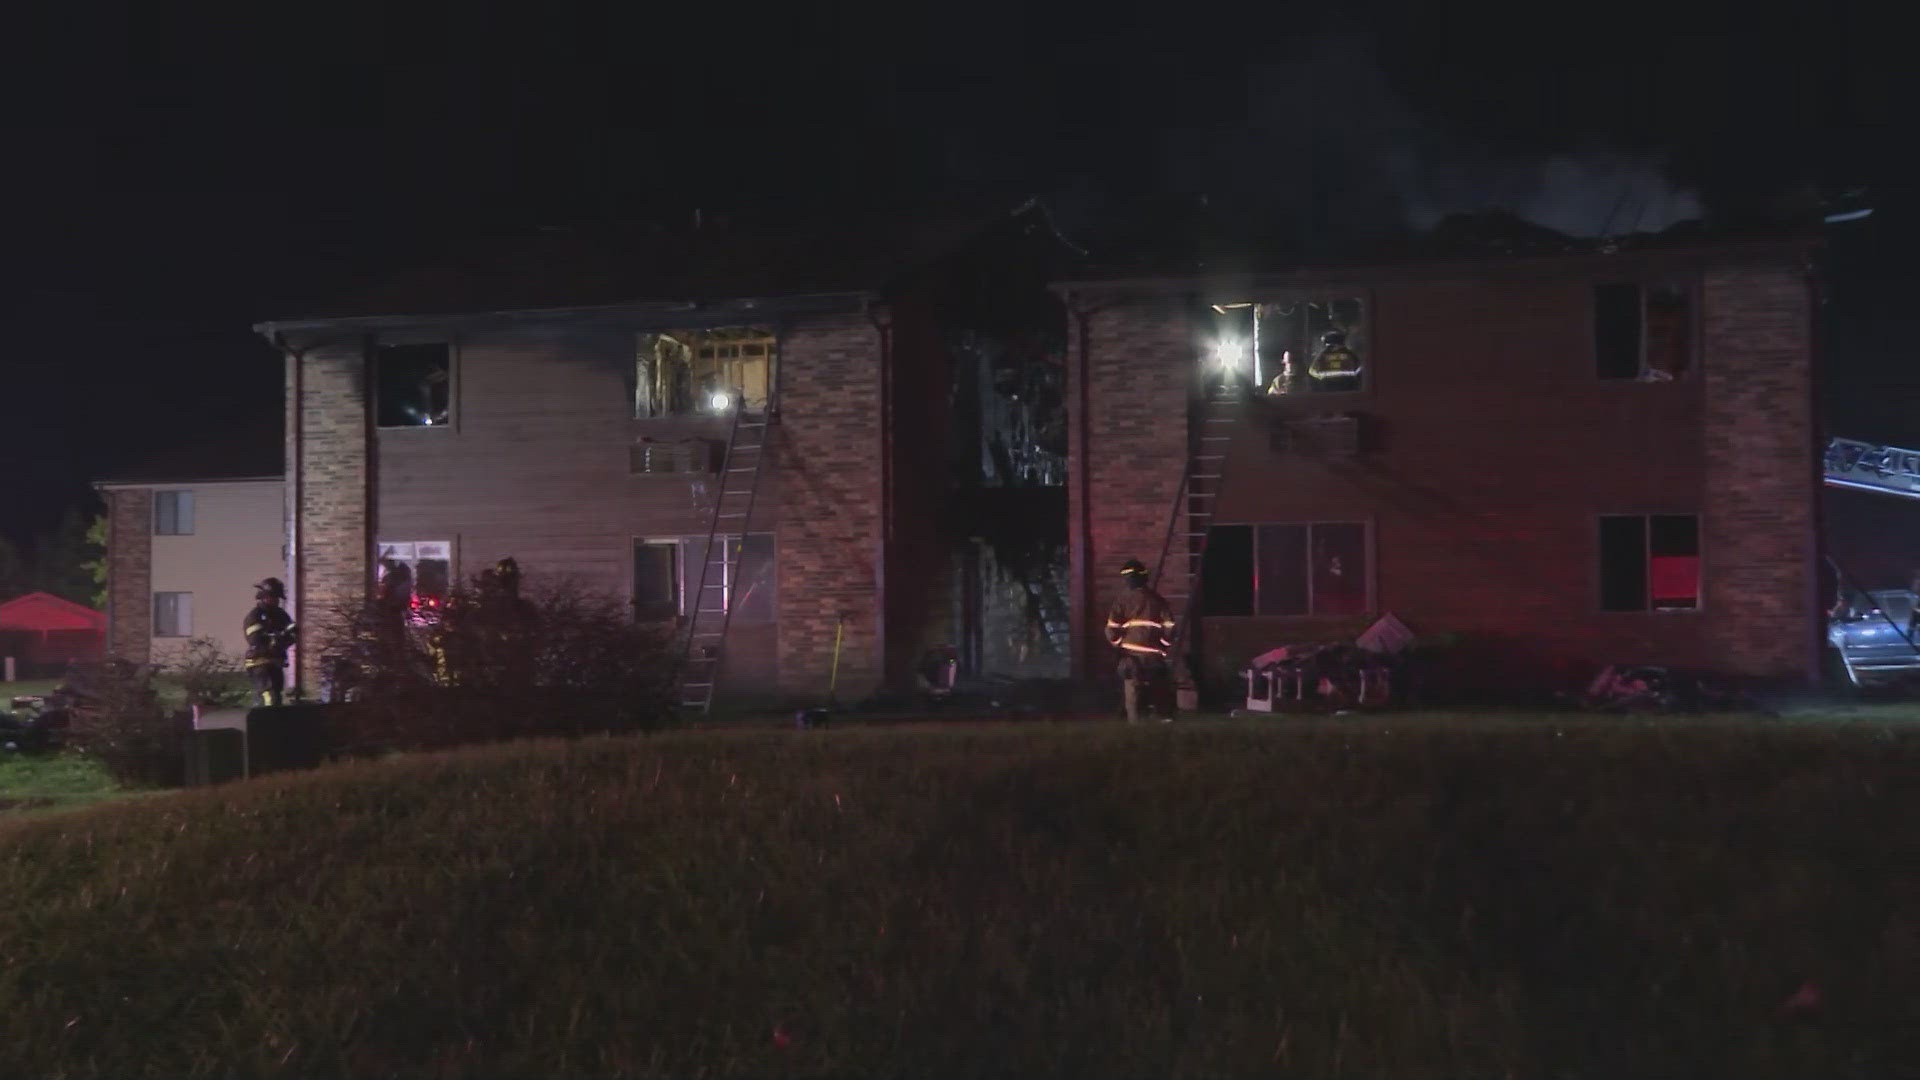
[708,391,733,412]
[1212,338,1246,371]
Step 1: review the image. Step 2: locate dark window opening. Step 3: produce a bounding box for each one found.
[632,533,775,621]
[1202,521,1370,616]
[154,491,194,535]
[1200,525,1254,616]
[636,329,775,418]
[376,344,451,427]
[633,541,680,620]
[1600,514,1699,611]
[1595,283,1692,382]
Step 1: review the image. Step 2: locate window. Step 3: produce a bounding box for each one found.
[1201,522,1369,616]
[1599,514,1700,611]
[153,592,193,637]
[635,329,775,418]
[1595,283,1692,381]
[632,533,775,621]
[376,343,452,427]
[1212,297,1368,396]
[153,491,194,535]
[632,540,680,620]
[375,541,452,613]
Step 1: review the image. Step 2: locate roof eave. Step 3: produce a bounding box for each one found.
[253,290,883,340]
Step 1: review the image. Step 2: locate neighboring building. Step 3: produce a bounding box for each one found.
[257,203,1081,702]
[94,475,286,665]
[0,592,104,679]
[1058,231,1822,694]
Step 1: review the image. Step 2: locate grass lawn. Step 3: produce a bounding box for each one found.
[2,678,61,700]
[0,752,122,817]
[2,718,1916,1078]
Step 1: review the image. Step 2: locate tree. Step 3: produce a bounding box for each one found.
[28,508,105,608]
[0,536,27,600]
[82,514,108,608]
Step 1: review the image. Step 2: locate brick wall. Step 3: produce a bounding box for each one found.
[104,487,153,663]
[773,316,886,696]
[1701,267,1818,680]
[1067,297,1193,677]
[290,343,371,691]
[1068,255,1818,693]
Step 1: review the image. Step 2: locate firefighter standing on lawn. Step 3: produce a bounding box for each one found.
[243,577,297,707]
[1105,559,1178,722]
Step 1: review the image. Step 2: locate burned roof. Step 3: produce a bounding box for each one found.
[260,200,1077,330]
[1053,205,1820,291]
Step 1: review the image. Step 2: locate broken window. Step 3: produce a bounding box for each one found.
[1599,514,1699,611]
[1212,298,1368,396]
[376,541,452,615]
[635,329,775,418]
[1201,521,1370,616]
[153,490,194,535]
[632,540,680,620]
[631,533,775,621]
[1595,283,1693,381]
[376,343,452,428]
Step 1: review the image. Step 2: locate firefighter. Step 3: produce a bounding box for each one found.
[1307,329,1363,388]
[1105,559,1177,723]
[243,577,297,707]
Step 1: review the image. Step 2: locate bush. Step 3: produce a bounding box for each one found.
[319,570,676,754]
[168,637,251,710]
[59,657,187,787]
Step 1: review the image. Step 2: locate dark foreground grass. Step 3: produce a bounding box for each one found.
[1,720,1916,1078]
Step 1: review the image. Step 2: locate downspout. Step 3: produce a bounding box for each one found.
[1066,292,1093,682]
[1806,259,1828,686]
[867,299,895,689]
[271,332,305,693]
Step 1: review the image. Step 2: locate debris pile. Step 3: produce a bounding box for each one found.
[1241,613,1413,712]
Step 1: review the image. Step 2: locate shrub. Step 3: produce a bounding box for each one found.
[168,636,251,710]
[319,569,676,754]
[59,657,187,787]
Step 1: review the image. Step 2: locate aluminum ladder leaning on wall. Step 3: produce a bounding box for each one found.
[1152,380,1244,658]
[675,353,782,716]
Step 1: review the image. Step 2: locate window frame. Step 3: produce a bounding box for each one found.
[374,340,457,431]
[1595,512,1703,614]
[1591,278,1699,383]
[631,532,777,623]
[153,591,193,638]
[633,327,779,420]
[153,490,195,536]
[1209,292,1375,399]
[1201,519,1374,618]
[374,539,456,615]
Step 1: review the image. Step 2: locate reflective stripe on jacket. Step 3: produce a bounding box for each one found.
[1105,588,1175,656]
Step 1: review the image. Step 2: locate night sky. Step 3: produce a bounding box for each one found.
[3,4,1910,547]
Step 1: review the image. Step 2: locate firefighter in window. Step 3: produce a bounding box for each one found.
[1307,329,1363,391]
[1264,350,1297,396]
[243,578,297,707]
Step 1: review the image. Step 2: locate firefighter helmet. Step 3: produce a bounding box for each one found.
[254,577,286,601]
[1119,559,1149,578]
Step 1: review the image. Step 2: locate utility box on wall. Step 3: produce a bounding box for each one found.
[1274,413,1365,458]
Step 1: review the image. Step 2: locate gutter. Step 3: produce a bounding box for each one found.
[253,291,881,337]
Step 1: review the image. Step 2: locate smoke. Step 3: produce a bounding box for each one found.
[1158,33,1705,240]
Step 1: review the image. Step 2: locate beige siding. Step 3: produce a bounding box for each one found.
[372,328,803,691]
[144,480,286,664]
